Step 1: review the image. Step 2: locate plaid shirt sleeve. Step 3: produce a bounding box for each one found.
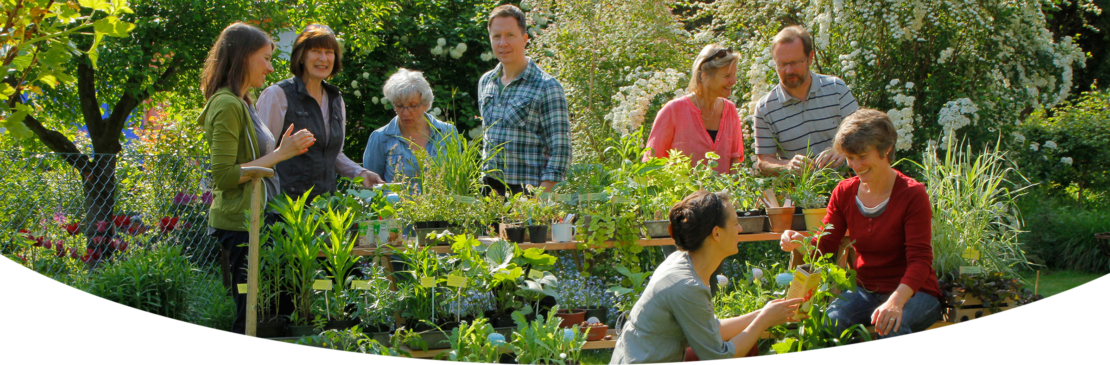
[538,79,571,183]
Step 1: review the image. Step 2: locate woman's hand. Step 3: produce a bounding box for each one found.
[779,230,804,252]
[755,298,804,328]
[871,298,904,336]
[359,170,384,187]
[276,124,315,160]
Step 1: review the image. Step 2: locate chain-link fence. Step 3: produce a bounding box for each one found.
[1,151,220,267]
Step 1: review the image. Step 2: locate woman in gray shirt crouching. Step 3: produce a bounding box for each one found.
[611,191,801,363]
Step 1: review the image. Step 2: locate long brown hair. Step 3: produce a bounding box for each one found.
[200,22,274,102]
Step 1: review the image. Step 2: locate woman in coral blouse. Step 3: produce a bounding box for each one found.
[779,109,942,338]
[644,44,744,173]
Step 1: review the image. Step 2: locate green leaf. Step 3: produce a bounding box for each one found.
[0,83,14,100]
[11,53,33,71]
[78,0,112,12]
[37,74,58,88]
[771,338,796,354]
[92,16,135,37]
[484,240,514,270]
[88,33,104,69]
[2,103,35,139]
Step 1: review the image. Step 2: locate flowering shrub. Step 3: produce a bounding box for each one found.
[1011,89,1110,199]
[525,0,695,162]
[692,0,1094,158]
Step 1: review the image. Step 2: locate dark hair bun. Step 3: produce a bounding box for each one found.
[669,191,731,252]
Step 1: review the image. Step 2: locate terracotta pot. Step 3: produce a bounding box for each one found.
[554,309,586,328]
[579,324,609,341]
[766,207,795,233]
[803,208,828,231]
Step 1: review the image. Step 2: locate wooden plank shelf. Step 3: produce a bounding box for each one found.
[345,232,782,256]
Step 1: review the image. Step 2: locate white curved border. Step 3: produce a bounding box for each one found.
[2,256,1106,364]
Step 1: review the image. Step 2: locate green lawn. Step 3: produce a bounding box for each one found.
[1018,270,1107,297]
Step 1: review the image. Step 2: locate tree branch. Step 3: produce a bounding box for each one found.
[100,56,184,154]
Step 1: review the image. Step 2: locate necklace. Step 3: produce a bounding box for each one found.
[691,94,716,123]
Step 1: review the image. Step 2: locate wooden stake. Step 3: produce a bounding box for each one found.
[242,167,274,337]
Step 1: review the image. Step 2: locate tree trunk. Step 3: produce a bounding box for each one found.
[76,154,119,267]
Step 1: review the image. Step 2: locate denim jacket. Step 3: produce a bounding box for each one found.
[362,114,459,183]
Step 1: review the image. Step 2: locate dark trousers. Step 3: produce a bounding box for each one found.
[482,176,526,197]
[213,214,291,334]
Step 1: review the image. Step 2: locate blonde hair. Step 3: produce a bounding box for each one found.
[687,44,737,94]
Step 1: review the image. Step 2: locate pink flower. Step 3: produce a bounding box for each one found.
[94,221,109,233]
[200,191,213,205]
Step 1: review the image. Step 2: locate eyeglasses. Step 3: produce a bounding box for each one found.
[394,103,425,114]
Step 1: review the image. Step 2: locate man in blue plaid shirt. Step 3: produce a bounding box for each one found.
[478,4,571,196]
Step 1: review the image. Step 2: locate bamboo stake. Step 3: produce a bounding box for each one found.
[242,167,274,337]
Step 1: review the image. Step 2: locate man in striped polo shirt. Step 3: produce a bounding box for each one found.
[753,25,858,176]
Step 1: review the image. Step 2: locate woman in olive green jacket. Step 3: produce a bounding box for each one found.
[198,22,315,334]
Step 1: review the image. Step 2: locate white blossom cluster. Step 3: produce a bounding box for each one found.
[937,98,979,149]
[886,80,917,150]
[1060,157,1073,166]
[697,0,1091,152]
[430,38,468,59]
[605,67,687,136]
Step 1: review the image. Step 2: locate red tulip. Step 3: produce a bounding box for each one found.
[94,221,109,233]
[43,240,53,250]
[117,241,128,252]
[158,217,179,233]
[64,223,80,236]
[33,236,45,247]
[112,215,132,228]
[69,248,80,260]
[91,236,105,247]
[54,244,66,258]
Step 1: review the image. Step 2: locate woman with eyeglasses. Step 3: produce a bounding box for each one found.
[256,24,383,203]
[643,44,745,174]
[362,68,459,183]
[611,191,801,363]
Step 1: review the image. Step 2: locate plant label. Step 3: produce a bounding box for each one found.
[959,266,983,275]
[420,276,436,288]
[785,266,822,313]
[613,196,633,204]
[537,192,553,201]
[962,248,980,260]
[237,283,248,294]
[313,279,333,291]
[455,195,477,204]
[446,275,466,287]
[587,193,607,201]
[351,280,371,290]
[556,194,575,203]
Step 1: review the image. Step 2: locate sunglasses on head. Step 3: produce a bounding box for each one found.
[304,24,335,34]
[705,47,733,62]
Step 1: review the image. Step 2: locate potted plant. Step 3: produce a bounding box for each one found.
[255,242,289,338]
[353,263,399,335]
[270,191,325,336]
[578,320,609,341]
[437,318,506,363]
[790,166,838,231]
[639,195,671,238]
[733,172,768,234]
[509,305,588,365]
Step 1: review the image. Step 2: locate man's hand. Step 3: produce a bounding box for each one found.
[359,170,384,187]
[537,180,557,193]
[787,154,812,171]
[814,148,846,169]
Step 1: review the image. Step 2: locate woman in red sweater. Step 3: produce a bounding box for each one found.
[779,109,941,338]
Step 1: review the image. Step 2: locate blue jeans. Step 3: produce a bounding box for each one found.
[826,285,942,339]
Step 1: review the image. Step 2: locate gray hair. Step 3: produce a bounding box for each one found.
[382,68,434,106]
[687,44,737,94]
